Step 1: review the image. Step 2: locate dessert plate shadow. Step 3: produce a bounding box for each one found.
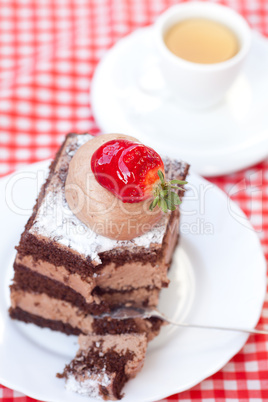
[0,161,266,402]
[91,28,268,177]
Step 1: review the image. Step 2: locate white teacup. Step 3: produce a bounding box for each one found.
[154,2,251,108]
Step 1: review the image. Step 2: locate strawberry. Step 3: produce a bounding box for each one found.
[91,139,187,211]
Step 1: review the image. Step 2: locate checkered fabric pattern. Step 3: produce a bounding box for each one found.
[1,0,268,401]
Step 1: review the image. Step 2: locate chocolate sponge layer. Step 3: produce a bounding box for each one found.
[9,306,82,336]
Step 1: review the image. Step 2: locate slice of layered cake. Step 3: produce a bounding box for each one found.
[9,133,189,399]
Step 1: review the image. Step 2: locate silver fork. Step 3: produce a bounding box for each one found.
[97,306,268,336]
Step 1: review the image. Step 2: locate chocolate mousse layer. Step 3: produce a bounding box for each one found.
[58,333,147,400]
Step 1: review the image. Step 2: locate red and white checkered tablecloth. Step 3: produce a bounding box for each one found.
[1,0,268,401]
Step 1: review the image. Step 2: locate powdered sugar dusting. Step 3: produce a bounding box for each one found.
[29,134,168,264]
[66,133,91,156]
[65,372,111,399]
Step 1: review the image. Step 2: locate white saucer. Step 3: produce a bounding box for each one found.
[0,162,266,401]
[91,27,268,177]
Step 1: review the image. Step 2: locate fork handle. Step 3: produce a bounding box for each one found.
[165,319,268,335]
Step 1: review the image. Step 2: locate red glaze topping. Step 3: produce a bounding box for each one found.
[91,139,164,203]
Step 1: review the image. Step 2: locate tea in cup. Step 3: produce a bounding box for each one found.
[155,2,251,108]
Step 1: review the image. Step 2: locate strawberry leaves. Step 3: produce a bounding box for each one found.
[149,170,187,213]
[157,170,165,182]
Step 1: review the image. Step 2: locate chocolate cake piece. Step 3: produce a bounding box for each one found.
[58,333,148,400]
[9,133,189,337]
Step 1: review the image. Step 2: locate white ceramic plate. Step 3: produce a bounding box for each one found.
[91,27,268,177]
[0,161,266,402]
